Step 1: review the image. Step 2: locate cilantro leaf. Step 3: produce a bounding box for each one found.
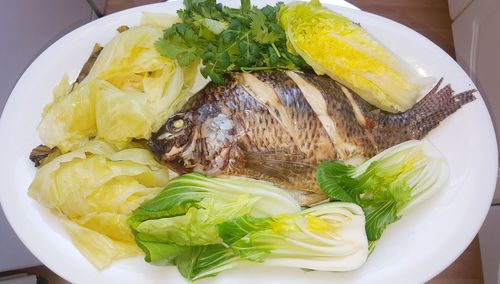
[155,0,307,83]
[250,10,281,44]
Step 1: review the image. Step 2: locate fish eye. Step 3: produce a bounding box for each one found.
[172,119,184,129]
[166,114,186,133]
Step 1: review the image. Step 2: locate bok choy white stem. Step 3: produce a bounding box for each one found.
[128,174,369,281]
[170,203,368,281]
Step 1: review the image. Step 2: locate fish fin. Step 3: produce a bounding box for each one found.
[371,78,476,150]
[408,80,476,134]
[245,159,291,182]
[244,151,314,182]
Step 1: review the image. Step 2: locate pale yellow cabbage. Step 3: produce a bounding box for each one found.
[278,0,432,112]
[62,219,142,269]
[82,24,187,134]
[28,140,169,268]
[94,81,155,147]
[38,77,96,152]
[39,16,194,151]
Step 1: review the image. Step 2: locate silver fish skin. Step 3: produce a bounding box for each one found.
[149,70,475,205]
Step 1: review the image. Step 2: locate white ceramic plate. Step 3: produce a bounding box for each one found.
[0,1,497,283]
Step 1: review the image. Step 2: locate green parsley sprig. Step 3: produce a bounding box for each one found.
[155,0,308,83]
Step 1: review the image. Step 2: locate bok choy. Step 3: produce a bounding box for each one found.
[316,140,449,242]
[221,202,368,269]
[129,174,369,281]
[128,173,301,261]
[176,202,368,281]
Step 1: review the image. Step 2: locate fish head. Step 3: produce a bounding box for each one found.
[150,108,241,175]
[148,112,197,173]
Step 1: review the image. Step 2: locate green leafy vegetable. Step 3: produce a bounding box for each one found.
[130,172,300,223]
[316,140,449,241]
[134,237,182,264]
[129,174,369,281]
[128,173,301,263]
[174,202,368,280]
[134,195,258,246]
[155,0,308,83]
[174,245,247,280]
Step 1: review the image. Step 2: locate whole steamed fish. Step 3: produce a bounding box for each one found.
[149,70,475,205]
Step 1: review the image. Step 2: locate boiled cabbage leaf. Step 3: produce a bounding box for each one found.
[38,76,96,152]
[61,219,142,269]
[39,21,193,151]
[28,139,169,268]
[278,0,432,112]
[140,12,181,28]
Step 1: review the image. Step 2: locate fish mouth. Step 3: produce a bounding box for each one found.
[148,136,194,175]
[147,137,165,162]
[148,127,176,162]
[148,118,195,167]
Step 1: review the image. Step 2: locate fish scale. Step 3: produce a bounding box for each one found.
[149,70,475,205]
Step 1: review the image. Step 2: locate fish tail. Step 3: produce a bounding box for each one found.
[371,79,476,150]
[408,78,476,137]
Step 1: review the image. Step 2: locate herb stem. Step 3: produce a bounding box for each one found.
[271,43,281,58]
